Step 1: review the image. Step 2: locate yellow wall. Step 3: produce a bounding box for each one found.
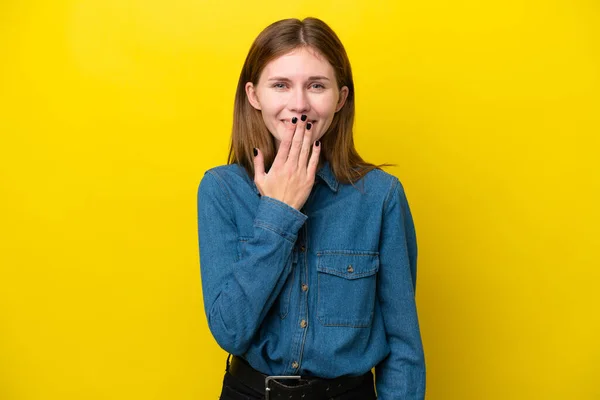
[1,0,599,399]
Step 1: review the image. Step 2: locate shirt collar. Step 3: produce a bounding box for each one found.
[246,160,339,195]
[316,160,339,192]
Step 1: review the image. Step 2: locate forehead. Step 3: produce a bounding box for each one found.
[261,47,335,80]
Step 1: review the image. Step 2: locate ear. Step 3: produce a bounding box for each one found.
[245,82,262,111]
[335,86,349,112]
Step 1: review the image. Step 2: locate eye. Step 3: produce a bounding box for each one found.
[311,83,325,89]
[272,82,287,89]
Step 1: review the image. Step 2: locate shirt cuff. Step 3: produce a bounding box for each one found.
[254,196,308,242]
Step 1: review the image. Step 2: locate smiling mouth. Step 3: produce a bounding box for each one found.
[281,119,317,125]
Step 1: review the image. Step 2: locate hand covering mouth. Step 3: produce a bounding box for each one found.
[281,119,317,124]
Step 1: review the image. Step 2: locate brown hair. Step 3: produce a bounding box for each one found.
[227,17,392,184]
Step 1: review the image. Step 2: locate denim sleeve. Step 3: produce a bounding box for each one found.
[375,178,426,400]
[197,171,307,355]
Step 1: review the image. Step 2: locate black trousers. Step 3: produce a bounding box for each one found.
[219,365,377,400]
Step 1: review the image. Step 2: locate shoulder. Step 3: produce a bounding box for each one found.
[200,163,250,187]
[362,166,398,184]
[204,163,247,180]
[361,166,406,195]
[198,163,261,203]
[198,164,243,196]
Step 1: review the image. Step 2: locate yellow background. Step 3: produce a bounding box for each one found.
[1,0,599,399]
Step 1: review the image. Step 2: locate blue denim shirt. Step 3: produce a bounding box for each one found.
[197,160,425,399]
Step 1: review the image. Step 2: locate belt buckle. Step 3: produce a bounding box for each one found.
[265,375,302,400]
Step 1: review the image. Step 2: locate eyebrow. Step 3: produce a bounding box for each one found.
[267,76,330,81]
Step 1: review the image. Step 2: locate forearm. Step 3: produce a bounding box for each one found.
[202,212,299,353]
[198,172,307,354]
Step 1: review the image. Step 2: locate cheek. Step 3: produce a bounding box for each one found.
[312,95,339,116]
[258,92,287,115]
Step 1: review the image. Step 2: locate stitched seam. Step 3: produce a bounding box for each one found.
[205,170,236,226]
[261,196,306,218]
[317,267,378,279]
[254,221,297,244]
[316,251,379,256]
[382,176,399,213]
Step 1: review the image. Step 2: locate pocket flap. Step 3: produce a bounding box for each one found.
[316,251,379,280]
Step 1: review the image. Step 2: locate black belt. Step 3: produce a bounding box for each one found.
[227,355,372,400]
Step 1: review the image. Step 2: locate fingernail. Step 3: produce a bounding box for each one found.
[315,140,320,147]
[306,122,312,130]
[291,117,298,124]
[301,114,307,122]
[253,148,258,156]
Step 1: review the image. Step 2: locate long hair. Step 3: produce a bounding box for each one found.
[228,17,392,184]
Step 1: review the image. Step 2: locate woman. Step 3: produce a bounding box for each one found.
[197,17,425,400]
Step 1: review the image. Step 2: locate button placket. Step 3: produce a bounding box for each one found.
[287,223,309,375]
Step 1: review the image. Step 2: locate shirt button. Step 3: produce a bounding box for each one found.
[300,319,307,328]
[301,284,308,292]
[300,245,306,252]
[347,264,354,273]
[292,361,299,369]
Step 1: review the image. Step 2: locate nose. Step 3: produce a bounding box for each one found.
[288,87,310,114]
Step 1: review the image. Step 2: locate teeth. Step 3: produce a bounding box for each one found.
[281,120,316,124]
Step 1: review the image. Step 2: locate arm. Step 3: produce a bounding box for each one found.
[197,171,307,355]
[375,178,426,399]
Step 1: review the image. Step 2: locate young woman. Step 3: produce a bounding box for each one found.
[197,17,425,400]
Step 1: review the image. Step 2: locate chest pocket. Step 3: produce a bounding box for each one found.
[316,251,379,328]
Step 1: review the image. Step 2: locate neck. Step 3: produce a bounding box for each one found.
[317,157,325,171]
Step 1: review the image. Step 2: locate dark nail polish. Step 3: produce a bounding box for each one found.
[301,114,307,122]
[306,123,312,130]
[291,117,298,124]
[253,148,258,156]
[315,140,320,147]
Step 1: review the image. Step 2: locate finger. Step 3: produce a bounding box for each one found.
[306,140,321,176]
[272,118,296,168]
[297,121,314,168]
[286,115,307,166]
[253,147,265,179]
